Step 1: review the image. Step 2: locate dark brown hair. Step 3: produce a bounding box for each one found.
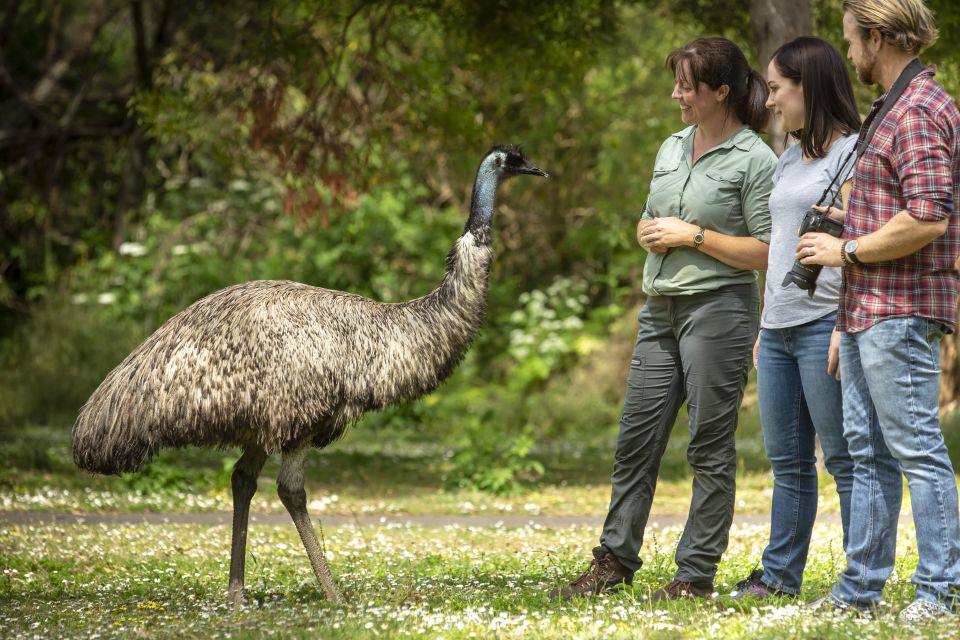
[666,37,770,133]
[771,37,862,158]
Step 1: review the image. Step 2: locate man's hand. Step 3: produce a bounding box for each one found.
[827,328,841,381]
[796,232,844,267]
[639,216,699,252]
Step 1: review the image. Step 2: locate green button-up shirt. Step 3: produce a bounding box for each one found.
[641,125,777,296]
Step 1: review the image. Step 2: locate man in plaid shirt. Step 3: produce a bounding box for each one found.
[797,0,960,621]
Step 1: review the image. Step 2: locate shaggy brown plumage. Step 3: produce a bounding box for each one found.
[72,242,491,472]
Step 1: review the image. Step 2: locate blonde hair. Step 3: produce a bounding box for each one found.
[843,0,939,54]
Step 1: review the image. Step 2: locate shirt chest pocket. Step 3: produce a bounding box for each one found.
[648,157,684,209]
[650,156,682,187]
[646,152,687,217]
[702,170,744,214]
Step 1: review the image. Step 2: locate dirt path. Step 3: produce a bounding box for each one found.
[0,511,851,528]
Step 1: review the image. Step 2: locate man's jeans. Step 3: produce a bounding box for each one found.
[830,317,960,611]
[757,315,853,595]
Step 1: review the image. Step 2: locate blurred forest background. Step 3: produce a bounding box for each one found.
[2,0,959,494]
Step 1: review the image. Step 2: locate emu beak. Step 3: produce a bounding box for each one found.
[518,160,548,178]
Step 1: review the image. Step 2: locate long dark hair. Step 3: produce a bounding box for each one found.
[771,37,862,158]
[666,37,770,133]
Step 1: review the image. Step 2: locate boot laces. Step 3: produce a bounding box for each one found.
[571,557,604,587]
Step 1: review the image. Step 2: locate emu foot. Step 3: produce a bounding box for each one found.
[321,580,344,604]
[227,583,246,608]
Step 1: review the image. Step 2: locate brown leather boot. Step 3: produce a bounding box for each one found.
[548,546,633,599]
[649,579,714,601]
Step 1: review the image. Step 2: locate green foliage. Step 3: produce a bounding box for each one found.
[445,421,545,495]
[17,0,960,496]
[121,455,235,494]
[506,277,590,391]
[0,299,143,427]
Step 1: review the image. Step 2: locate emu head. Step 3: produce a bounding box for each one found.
[485,144,548,180]
[467,144,547,234]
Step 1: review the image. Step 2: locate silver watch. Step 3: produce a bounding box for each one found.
[844,239,862,265]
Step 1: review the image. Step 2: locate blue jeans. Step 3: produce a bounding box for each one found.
[757,315,853,595]
[830,317,960,611]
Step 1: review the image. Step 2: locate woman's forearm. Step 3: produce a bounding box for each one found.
[697,230,769,270]
[638,216,768,268]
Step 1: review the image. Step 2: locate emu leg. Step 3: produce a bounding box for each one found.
[277,446,343,603]
[228,446,268,606]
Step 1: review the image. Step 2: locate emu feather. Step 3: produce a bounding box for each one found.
[72,144,547,605]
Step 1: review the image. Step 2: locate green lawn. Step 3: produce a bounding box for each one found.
[0,517,950,639]
[2,423,958,638]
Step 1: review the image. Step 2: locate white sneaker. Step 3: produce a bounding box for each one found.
[807,595,875,618]
[897,599,956,623]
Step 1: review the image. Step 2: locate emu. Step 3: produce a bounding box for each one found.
[72,145,547,605]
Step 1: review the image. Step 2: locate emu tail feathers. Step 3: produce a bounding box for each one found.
[72,394,159,475]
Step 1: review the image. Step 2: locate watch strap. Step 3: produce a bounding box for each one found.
[847,241,863,265]
[693,227,705,249]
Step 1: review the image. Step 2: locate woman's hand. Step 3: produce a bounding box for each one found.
[827,327,841,380]
[812,203,846,224]
[753,333,760,369]
[637,219,667,254]
[639,217,699,252]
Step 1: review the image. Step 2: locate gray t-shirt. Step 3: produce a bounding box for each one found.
[762,134,858,329]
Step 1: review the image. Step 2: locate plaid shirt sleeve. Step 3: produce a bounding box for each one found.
[893,105,955,222]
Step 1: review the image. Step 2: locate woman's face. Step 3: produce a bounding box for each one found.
[765,59,804,133]
[671,63,726,126]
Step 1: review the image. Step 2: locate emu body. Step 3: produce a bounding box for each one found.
[72,145,546,604]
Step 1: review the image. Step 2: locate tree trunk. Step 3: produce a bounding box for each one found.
[750,0,812,154]
[942,264,960,415]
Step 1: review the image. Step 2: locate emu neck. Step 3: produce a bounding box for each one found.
[359,159,499,410]
[465,165,500,241]
[370,234,492,410]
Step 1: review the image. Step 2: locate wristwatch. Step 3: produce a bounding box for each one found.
[693,227,706,250]
[843,239,863,265]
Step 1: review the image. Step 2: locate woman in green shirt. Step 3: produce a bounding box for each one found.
[551,37,776,600]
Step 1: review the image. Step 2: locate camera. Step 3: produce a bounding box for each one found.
[781,209,844,295]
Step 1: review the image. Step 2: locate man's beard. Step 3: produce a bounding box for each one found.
[855,51,876,85]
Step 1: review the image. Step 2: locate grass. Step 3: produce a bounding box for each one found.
[2,422,957,638]
[0,518,952,639]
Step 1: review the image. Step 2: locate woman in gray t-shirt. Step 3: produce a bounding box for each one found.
[730,37,861,600]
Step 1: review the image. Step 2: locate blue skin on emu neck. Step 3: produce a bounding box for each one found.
[466,155,501,237]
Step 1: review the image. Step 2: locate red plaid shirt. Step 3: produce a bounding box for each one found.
[839,66,960,333]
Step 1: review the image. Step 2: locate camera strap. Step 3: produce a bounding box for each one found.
[856,58,925,160]
[812,147,856,209]
[811,58,925,210]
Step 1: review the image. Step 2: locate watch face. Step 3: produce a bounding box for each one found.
[845,240,858,253]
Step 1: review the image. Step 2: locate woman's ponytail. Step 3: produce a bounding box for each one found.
[737,68,771,134]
